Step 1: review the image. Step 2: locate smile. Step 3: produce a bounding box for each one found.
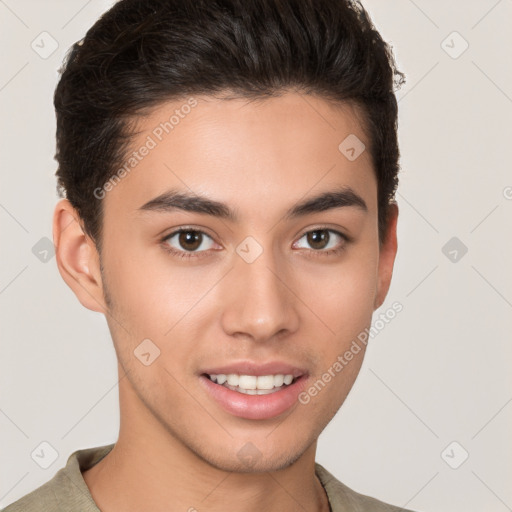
[206,373,296,395]
[200,369,308,420]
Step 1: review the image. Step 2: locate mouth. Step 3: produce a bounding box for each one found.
[198,364,309,420]
[203,373,300,395]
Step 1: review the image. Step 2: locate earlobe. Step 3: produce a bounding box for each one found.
[374,202,399,310]
[52,199,107,314]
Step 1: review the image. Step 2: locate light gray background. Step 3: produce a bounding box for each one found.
[1,1,511,510]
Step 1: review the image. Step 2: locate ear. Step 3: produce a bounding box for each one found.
[52,199,107,313]
[374,202,399,310]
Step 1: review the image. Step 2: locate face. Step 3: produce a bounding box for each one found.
[61,92,397,473]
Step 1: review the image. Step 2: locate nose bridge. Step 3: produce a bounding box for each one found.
[220,240,299,342]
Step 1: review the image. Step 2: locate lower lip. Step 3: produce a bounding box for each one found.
[199,375,308,420]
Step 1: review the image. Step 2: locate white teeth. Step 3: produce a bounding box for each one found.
[207,373,297,393]
[273,374,284,387]
[238,375,257,389]
[221,383,286,395]
[227,374,239,386]
[256,375,275,390]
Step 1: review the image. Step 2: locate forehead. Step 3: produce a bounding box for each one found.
[102,92,376,220]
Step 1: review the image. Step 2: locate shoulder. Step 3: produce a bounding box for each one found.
[1,473,62,512]
[315,462,418,512]
[1,444,114,512]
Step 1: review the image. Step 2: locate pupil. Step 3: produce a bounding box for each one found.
[179,231,201,251]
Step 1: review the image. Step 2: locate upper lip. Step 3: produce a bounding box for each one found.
[201,361,307,378]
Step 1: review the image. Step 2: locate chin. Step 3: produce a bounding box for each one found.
[190,433,314,474]
[205,449,304,474]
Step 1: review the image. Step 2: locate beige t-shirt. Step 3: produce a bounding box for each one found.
[2,443,415,511]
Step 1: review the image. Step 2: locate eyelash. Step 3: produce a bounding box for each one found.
[160,226,349,260]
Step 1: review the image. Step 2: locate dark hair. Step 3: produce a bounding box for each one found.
[54,0,405,253]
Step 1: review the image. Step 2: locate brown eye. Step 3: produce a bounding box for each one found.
[294,228,347,254]
[178,230,202,251]
[306,229,330,250]
[164,229,215,253]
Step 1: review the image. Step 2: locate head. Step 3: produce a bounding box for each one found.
[53,0,404,473]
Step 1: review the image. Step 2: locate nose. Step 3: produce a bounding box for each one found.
[220,246,300,343]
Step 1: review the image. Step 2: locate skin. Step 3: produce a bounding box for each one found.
[53,91,398,512]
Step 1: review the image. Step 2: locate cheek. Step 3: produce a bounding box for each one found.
[105,245,183,315]
[102,244,224,354]
[296,248,378,344]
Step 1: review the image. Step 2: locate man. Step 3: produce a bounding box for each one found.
[3,0,413,510]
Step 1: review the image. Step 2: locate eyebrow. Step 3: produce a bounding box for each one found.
[137,186,367,221]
